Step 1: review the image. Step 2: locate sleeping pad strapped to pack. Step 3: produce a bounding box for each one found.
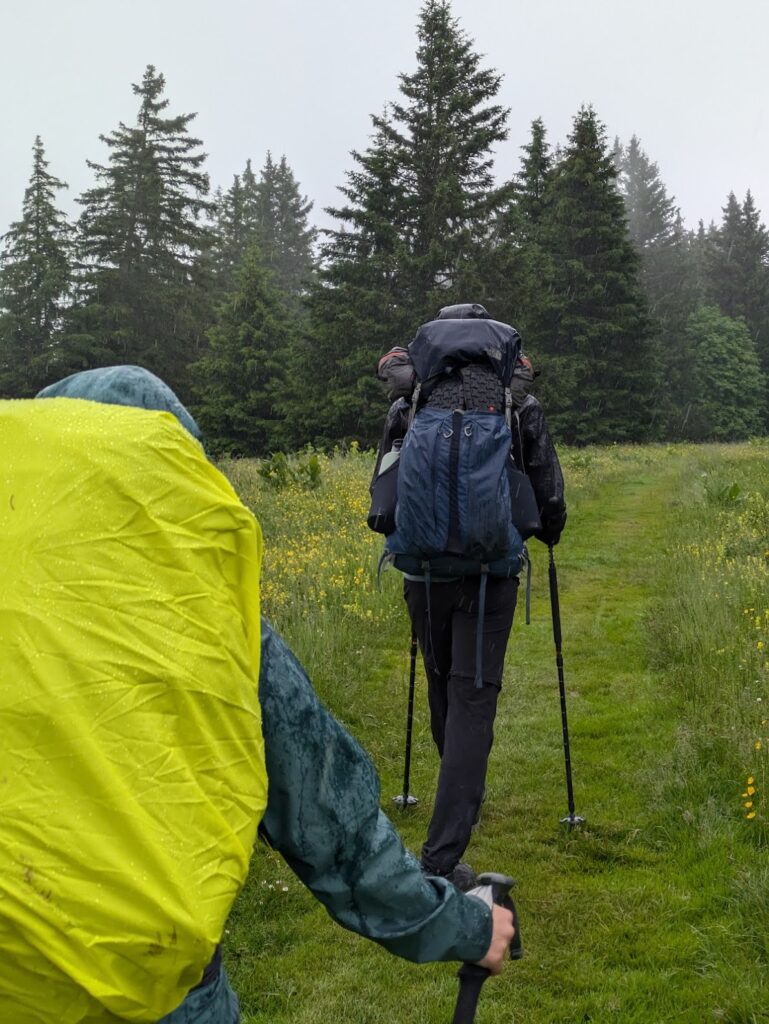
[0,398,267,1024]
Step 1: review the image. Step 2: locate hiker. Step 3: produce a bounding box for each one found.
[0,365,514,1024]
[370,304,566,886]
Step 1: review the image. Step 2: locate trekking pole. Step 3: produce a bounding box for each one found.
[548,545,585,828]
[393,629,419,808]
[451,873,522,1024]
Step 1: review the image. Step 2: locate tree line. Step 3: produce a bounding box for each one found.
[2,0,768,452]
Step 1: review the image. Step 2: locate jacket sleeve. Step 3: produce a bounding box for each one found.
[517,396,567,545]
[257,620,492,964]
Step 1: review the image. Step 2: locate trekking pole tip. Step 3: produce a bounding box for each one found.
[393,794,419,808]
[560,813,585,829]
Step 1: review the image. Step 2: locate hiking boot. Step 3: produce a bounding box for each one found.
[446,862,478,892]
[420,861,478,892]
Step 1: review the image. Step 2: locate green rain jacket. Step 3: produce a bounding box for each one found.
[257,620,492,964]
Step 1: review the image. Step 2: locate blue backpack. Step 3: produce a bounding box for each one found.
[382,307,534,684]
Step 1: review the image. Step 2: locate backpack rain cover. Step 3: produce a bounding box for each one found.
[0,398,268,1024]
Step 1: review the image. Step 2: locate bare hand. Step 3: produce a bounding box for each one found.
[476,904,514,975]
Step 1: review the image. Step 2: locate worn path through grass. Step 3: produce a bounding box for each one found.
[229,448,767,1024]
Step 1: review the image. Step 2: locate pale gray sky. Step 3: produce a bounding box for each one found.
[2,0,767,238]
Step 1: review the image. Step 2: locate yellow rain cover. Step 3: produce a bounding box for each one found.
[0,398,267,1024]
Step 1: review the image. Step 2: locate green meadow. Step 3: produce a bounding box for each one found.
[221,442,769,1024]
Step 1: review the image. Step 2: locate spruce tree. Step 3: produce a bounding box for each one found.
[707,191,769,380]
[616,136,680,254]
[515,118,553,233]
[686,219,714,307]
[209,175,251,295]
[489,117,558,342]
[615,136,690,318]
[739,191,769,372]
[385,0,510,312]
[706,192,743,316]
[191,246,294,456]
[538,107,658,444]
[0,137,72,396]
[253,153,316,310]
[303,0,510,446]
[68,66,213,396]
[210,154,316,315]
[614,135,702,430]
[297,116,410,446]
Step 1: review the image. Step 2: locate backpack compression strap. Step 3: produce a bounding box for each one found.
[407,381,422,430]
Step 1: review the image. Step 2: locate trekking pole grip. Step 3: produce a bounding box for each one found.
[451,873,520,1024]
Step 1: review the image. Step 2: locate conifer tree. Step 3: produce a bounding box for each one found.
[707,192,743,315]
[738,192,769,371]
[296,117,410,446]
[253,153,316,310]
[613,135,702,429]
[385,0,510,312]
[489,117,558,340]
[706,190,769,379]
[616,136,680,255]
[515,118,553,234]
[538,107,657,444]
[0,137,72,396]
[209,175,251,294]
[615,136,692,317]
[685,219,714,307]
[302,0,510,446]
[241,158,260,223]
[210,154,316,315]
[68,66,213,395]
[191,246,294,456]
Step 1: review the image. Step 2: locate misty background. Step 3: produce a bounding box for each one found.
[2,0,767,454]
[3,0,765,235]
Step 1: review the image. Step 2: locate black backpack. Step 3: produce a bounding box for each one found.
[369,304,541,544]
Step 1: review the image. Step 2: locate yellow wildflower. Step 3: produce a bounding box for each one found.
[746,811,757,820]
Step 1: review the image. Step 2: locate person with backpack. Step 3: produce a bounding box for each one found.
[0,365,515,1024]
[370,304,566,888]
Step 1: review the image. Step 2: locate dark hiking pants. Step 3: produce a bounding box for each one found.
[403,575,518,877]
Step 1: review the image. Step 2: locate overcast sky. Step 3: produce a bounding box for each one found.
[3,0,767,240]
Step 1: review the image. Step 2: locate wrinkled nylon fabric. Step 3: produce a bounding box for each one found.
[0,398,267,1023]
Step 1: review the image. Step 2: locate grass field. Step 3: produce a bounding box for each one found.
[220,442,769,1024]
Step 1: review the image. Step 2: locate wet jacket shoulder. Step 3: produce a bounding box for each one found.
[257,620,491,964]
